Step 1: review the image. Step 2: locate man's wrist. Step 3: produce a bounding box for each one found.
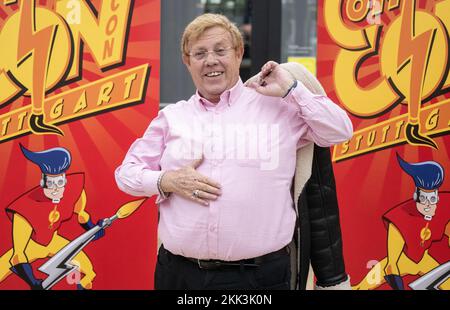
[282,80,298,98]
[158,171,170,197]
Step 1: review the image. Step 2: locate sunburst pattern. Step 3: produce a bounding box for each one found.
[317,0,450,288]
[0,0,159,289]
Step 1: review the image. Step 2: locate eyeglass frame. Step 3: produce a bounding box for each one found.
[187,46,235,61]
[42,174,67,189]
[416,189,439,205]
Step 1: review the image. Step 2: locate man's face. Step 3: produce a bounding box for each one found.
[183,26,243,103]
[416,190,438,218]
[43,174,66,200]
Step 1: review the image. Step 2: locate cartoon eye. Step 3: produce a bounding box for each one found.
[57,179,65,187]
[429,196,437,203]
[419,195,426,203]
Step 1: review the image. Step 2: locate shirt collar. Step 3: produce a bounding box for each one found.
[195,79,244,111]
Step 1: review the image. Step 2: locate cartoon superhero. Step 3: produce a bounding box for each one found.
[354,154,450,290]
[0,144,105,290]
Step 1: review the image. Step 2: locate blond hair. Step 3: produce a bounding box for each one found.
[181,13,244,56]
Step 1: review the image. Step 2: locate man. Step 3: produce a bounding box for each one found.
[0,145,105,290]
[353,154,449,290]
[115,14,353,289]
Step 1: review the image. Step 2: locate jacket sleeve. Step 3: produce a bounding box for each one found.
[305,145,348,287]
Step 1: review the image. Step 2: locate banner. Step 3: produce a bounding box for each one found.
[318,0,449,289]
[0,0,160,289]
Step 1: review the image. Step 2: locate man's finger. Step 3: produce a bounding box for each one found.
[195,190,219,201]
[197,175,222,189]
[188,193,210,206]
[247,81,260,89]
[197,182,222,195]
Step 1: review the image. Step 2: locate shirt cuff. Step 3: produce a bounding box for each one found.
[141,169,160,197]
[282,80,324,112]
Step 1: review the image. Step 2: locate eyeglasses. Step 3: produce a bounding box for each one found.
[45,175,66,189]
[188,46,234,61]
[417,190,439,205]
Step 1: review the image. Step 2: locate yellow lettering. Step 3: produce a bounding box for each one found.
[103,38,115,61]
[111,0,120,11]
[123,73,137,99]
[17,111,28,131]
[51,99,64,119]
[56,0,133,79]
[355,135,363,150]
[73,91,88,113]
[341,141,350,154]
[97,82,114,106]
[324,0,375,50]
[425,109,439,131]
[381,125,390,143]
[395,120,405,139]
[367,130,376,147]
[106,15,118,35]
[2,117,11,136]
[346,0,370,23]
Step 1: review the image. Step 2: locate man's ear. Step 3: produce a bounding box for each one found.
[236,46,244,61]
[182,54,190,67]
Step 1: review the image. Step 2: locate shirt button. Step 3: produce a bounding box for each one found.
[209,225,216,232]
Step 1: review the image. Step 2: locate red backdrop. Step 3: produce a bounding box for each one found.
[318,0,450,289]
[0,0,160,289]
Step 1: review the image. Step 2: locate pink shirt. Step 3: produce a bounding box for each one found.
[115,79,353,261]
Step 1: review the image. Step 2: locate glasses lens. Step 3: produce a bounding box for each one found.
[215,48,227,56]
[46,176,65,188]
[419,195,426,203]
[57,179,65,188]
[191,50,206,60]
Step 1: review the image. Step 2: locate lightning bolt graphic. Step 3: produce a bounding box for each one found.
[17,0,63,135]
[39,199,145,289]
[397,0,437,149]
[39,225,101,290]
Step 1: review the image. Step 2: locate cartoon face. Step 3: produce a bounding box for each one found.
[43,174,66,200]
[416,190,439,218]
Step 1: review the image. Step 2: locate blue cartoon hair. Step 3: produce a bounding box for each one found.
[20,144,71,175]
[396,153,444,190]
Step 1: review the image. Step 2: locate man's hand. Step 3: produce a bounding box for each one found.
[160,156,222,206]
[247,61,296,97]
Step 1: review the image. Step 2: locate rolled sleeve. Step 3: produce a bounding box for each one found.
[283,80,353,148]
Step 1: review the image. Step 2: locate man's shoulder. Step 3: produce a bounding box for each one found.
[160,96,195,114]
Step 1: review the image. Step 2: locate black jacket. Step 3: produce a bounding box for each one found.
[296,145,348,289]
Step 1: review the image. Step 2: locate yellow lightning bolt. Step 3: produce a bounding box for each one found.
[17,0,63,135]
[397,0,437,149]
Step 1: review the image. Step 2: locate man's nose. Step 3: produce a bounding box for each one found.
[205,52,219,64]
